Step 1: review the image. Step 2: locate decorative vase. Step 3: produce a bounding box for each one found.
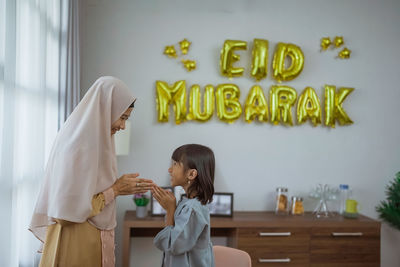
[310,184,338,218]
[136,206,147,218]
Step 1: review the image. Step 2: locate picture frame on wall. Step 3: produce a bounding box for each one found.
[150,186,174,216]
[208,192,233,217]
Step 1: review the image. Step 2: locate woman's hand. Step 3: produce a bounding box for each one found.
[151,185,176,213]
[112,173,154,197]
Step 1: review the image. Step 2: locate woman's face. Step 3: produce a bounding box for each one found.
[111,107,133,135]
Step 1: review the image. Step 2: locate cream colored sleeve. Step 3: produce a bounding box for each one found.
[53,194,104,226]
[55,187,115,226]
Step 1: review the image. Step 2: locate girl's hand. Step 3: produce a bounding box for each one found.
[112,173,154,197]
[151,185,176,213]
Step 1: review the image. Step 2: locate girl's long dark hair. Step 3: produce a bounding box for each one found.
[172,144,215,205]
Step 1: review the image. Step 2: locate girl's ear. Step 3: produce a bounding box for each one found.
[187,169,198,182]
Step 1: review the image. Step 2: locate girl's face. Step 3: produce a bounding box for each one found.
[168,160,187,188]
[168,160,197,190]
[111,107,133,135]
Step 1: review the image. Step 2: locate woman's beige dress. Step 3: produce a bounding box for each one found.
[39,193,106,267]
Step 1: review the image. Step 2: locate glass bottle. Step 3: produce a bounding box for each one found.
[290,196,304,215]
[339,184,350,215]
[275,187,289,214]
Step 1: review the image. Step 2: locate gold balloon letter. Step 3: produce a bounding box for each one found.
[325,85,354,128]
[297,87,322,126]
[156,80,187,124]
[187,84,215,122]
[220,40,247,78]
[251,39,269,81]
[272,43,304,82]
[244,85,268,123]
[216,84,242,123]
[270,85,297,126]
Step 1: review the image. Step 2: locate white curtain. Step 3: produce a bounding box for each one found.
[59,0,80,127]
[0,0,80,266]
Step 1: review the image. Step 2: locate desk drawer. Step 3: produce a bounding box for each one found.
[310,227,380,267]
[237,228,310,253]
[243,251,309,267]
[311,226,379,238]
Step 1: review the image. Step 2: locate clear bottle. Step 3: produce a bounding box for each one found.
[339,184,350,215]
[275,187,289,214]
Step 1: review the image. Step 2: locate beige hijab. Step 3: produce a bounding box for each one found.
[30,76,135,242]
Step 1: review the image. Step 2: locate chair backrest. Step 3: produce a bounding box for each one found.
[213,245,252,267]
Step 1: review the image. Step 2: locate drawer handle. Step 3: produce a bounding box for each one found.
[259,232,291,236]
[332,232,363,236]
[259,258,291,263]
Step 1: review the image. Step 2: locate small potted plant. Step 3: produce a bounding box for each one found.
[133,193,149,218]
[376,172,400,230]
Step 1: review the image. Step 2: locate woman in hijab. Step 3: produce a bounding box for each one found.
[29,76,153,267]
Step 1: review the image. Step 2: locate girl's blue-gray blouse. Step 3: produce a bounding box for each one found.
[154,197,215,267]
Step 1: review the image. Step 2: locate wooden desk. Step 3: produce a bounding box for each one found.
[123,211,380,267]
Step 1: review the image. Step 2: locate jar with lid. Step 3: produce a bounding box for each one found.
[290,196,304,215]
[275,187,289,214]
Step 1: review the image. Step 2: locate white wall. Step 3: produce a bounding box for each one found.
[81,0,400,266]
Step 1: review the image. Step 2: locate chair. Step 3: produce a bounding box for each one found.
[213,245,252,267]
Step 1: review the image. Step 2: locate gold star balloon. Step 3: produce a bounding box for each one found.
[333,36,344,48]
[320,37,331,51]
[338,47,351,59]
[181,59,196,71]
[179,39,191,55]
[164,45,177,58]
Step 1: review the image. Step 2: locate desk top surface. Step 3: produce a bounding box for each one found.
[124,211,380,228]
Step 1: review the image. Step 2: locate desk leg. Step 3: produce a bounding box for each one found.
[123,225,130,267]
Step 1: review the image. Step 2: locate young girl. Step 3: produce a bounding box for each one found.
[152,144,215,267]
